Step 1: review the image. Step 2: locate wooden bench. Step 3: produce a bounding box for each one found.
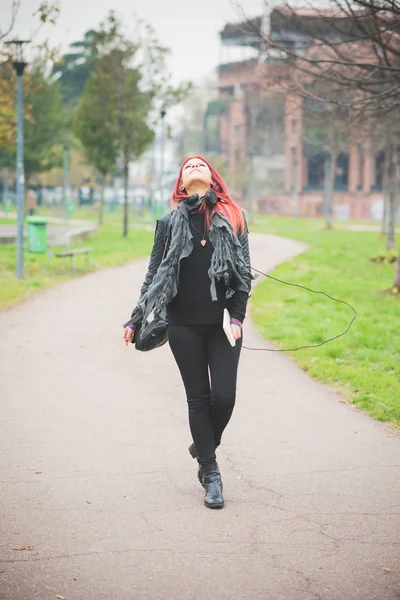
[53,247,92,273]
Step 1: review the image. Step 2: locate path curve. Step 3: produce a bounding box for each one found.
[0,233,399,600]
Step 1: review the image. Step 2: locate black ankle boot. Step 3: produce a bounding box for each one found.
[197,465,205,488]
[197,461,219,489]
[204,471,224,509]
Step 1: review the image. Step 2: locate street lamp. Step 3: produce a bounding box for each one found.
[5,39,30,280]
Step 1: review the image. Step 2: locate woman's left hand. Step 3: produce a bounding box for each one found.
[231,324,242,341]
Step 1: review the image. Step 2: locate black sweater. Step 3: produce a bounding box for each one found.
[167,212,249,325]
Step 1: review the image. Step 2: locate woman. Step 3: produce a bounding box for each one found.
[123,156,251,509]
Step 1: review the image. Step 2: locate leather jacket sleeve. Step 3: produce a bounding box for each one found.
[130,215,170,318]
[228,213,252,323]
[238,213,251,280]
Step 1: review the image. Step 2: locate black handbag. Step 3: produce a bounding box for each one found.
[124,220,171,352]
[133,316,169,352]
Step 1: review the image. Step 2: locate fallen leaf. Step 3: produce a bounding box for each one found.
[383,567,391,573]
[56,595,65,599]
[35,471,42,475]
[14,546,33,551]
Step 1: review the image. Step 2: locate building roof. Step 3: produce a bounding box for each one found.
[220,16,262,48]
[219,6,373,48]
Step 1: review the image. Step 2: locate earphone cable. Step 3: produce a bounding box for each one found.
[242,266,358,352]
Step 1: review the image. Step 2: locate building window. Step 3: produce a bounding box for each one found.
[292,119,298,133]
[235,125,241,137]
[235,150,241,163]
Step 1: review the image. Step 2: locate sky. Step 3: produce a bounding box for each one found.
[1,0,262,85]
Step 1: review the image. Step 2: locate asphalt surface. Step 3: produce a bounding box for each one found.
[0,232,399,600]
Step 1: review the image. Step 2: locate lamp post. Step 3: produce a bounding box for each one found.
[6,40,30,279]
[159,107,166,219]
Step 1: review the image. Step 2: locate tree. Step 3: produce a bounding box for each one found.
[248,2,400,117]
[52,29,99,107]
[23,64,65,182]
[176,76,217,159]
[0,1,59,43]
[301,88,350,228]
[0,58,65,182]
[0,61,16,159]
[114,60,154,236]
[74,11,190,236]
[73,59,119,225]
[240,0,399,290]
[74,25,154,235]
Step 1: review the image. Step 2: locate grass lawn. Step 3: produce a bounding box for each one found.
[249,217,400,426]
[0,208,154,311]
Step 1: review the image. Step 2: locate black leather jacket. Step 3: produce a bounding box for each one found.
[132,210,252,321]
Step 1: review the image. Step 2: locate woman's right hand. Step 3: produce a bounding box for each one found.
[123,326,135,346]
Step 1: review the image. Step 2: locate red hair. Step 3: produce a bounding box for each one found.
[170,155,245,235]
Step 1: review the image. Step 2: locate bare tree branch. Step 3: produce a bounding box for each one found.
[0,0,22,42]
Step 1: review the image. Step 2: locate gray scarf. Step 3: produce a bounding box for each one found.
[134,197,250,328]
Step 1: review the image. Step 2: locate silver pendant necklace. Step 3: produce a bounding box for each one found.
[189,214,207,246]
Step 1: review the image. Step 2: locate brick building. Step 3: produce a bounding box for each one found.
[204,9,385,220]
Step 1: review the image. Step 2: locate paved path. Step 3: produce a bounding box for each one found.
[0,233,399,600]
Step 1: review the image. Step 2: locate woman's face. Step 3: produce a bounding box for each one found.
[181,158,212,192]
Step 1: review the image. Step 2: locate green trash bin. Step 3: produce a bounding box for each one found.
[26,216,47,253]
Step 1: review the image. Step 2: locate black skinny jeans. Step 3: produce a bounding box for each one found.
[168,324,242,467]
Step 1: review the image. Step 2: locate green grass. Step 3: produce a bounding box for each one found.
[250,217,400,426]
[0,216,153,311]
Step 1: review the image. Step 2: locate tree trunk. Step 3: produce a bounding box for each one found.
[24,173,32,218]
[386,143,396,251]
[381,187,389,235]
[381,148,390,235]
[98,175,105,226]
[324,153,335,229]
[387,188,396,251]
[123,156,129,237]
